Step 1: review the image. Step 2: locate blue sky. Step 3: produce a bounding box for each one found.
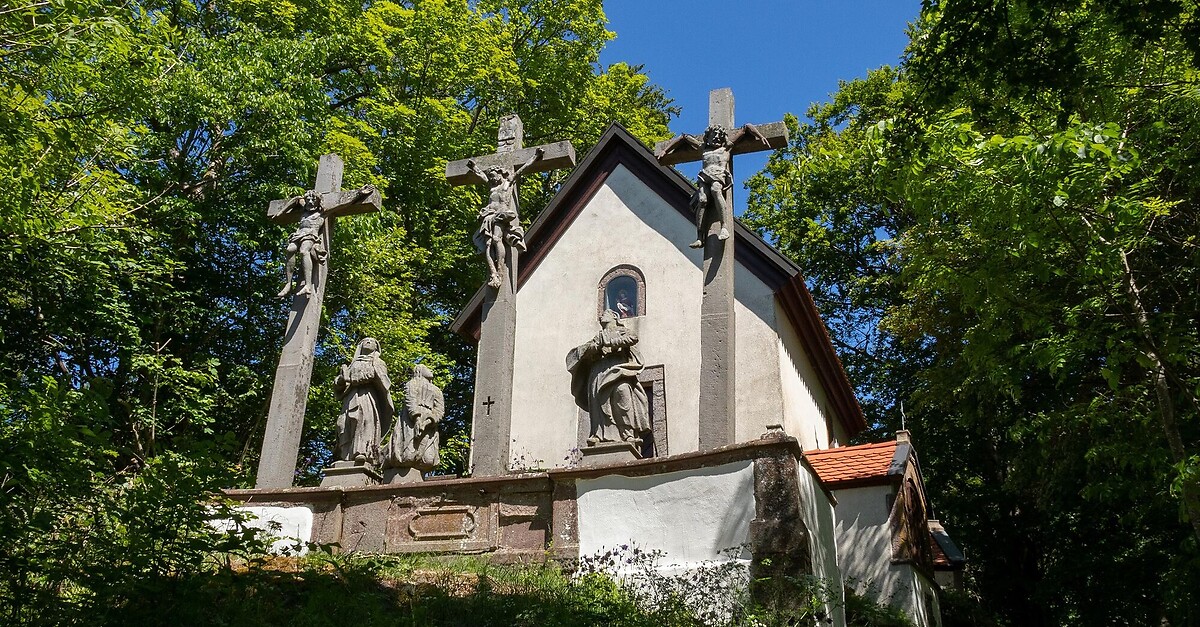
[598,1,921,213]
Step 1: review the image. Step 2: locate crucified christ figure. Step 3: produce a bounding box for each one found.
[656,124,769,248]
[467,147,543,288]
[277,184,375,297]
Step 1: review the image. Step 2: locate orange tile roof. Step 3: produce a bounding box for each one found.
[803,440,901,487]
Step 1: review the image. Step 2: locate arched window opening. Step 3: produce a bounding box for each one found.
[597,265,646,319]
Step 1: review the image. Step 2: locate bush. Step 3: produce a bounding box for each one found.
[0,380,268,626]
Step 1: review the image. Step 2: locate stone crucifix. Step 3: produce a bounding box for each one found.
[444,115,575,475]
[255,154,382,489]
[654,89,788,450]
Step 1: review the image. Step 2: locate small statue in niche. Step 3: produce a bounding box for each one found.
[566,310,651,444]
[655,124,769,248]
[382,364,444,473]
[333,337,394,463]
[614,288,635,319]
[467,147,544,288]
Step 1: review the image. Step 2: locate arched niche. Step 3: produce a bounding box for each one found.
[597,265,646,319]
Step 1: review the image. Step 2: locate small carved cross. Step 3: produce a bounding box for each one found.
[482,396,496,416]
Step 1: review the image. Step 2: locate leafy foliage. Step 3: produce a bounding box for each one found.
[747,1,1200,624]
[1,0,674,618]
[85,550,898,627]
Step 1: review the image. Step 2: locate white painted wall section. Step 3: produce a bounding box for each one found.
[576,460,755,568]
[796,460,846,626]
[734,263,786,443]
[219,505,314,555]
[833,484,937,626]
[775,299,834,450]
[511,164,705,468]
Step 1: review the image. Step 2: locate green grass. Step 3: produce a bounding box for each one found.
[13,551,914,627]
[89,553,691,627]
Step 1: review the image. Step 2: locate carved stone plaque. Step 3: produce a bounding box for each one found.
[408,505,476,540]
[385,497,495,553]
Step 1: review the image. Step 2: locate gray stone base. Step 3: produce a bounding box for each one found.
[320,461,382,487]
[382,466,425,485]
[581,440,642,467]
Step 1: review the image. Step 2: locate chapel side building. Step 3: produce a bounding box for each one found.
[451,123,867,469]
[805,433,967,627]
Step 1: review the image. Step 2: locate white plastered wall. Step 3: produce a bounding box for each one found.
[833,484,936,626]
[575,460,755,567]
[510,164,702,468]
[796,461,846,626]
[775,300,838,450]
[734,264,787,442]
[219,505,313,555]
[509,164,806,469]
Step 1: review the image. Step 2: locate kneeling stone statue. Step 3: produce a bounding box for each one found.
[381,364,443,482]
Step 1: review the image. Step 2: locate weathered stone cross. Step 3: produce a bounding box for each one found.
[255,154,382,489]
[655,88,788,450]
[445,115,575,475]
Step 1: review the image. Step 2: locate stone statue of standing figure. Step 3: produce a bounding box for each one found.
[655,124,769,248]
[333,337,394,463]
[467,147,544,288]
[382,364,444,477]
[566,310,651,444]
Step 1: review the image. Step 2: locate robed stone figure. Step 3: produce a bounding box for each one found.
[383,364,444,472]
[567,310,651,444]
[333,338,394,462]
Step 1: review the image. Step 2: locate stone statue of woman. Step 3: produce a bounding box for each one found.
[333,337,394,463]
[566,310,651,444]
[382,364,444,478]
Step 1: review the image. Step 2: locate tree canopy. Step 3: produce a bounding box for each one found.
[747,1,1200,624]
[0,0,674,619]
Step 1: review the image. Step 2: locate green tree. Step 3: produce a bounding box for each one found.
[1,0,674,619]
[747,1,1199,623]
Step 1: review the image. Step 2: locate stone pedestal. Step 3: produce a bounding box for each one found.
[580,440,642,467]
[382,466,425,485]
[320,461,382,487]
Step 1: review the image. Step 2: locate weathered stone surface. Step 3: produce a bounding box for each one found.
[256,154,383,489]
[382,365,443,473]
[382,466,424,484]
[231,437,816,572]
[567,310,651,445]
[333,338,393,463]
[320,461,382,488]
[445,116,577,476]
[445,140,576,186]
[653,122,787,167]
[749,447,811,604]
[470,261,518,476]
[653,88,788,451]
[580,440,641,467]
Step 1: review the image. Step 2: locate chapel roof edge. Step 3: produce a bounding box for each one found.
[448,122,867,436]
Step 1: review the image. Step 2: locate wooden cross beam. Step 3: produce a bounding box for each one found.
[255,153,382,489]
[655,88,788,451]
